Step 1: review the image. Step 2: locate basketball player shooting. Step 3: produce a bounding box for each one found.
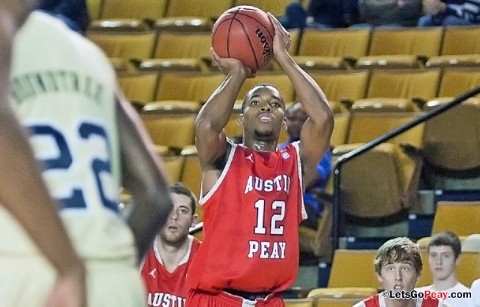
[185,12,334,307]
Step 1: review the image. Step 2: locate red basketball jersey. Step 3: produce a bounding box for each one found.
[356,294,441,307]
[186,142,305,293]
[141,236,201,307]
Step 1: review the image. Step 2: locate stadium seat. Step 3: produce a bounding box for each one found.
[155,72,225,103]
[327,249,379,288]
[330,113,350,147]
[439,25,480,56]
[86,0,103,20]
[294,28,371,70]
[180,146,202,201]
[143,31,213,72]
[308,70,369,109]
[421,97,480,184]
[140,105,197,150]
[436,67,480,98]
[283,298,314,307]
[233,0,291,16]
[426,54,480,68]
[100,0,168,19]
[162,155,185,183]
[87,30,156,60]
[355,27,443,69]
[117,72,159,106]
[154,17,212,33]
[165,0,232,19]
[431,201,480,236]
[425,26,480,68]
[347,112,424,146]
[353,68,441,110]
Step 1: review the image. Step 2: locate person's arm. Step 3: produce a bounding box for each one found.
[195,49,251,194]
[116,90,173,261]
[0,3,85,307]
[268,13,334,189]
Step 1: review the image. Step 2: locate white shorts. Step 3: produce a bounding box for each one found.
[0,253,146,307]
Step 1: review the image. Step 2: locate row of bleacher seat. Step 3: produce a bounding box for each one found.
[87,0,296,21]
[120,68,480,150]
[86,26,480,73]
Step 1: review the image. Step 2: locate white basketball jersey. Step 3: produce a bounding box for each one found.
[0,11,135,259]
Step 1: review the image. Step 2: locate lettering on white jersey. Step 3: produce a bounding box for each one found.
[147,292,185,307]
[11,71,104,105]
[247,240,286,259]
[244,175,290,194]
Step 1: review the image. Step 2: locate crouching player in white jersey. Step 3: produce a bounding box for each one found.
[0,7,174,307]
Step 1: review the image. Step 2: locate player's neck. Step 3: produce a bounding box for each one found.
[156,236,190,273]
[245,140,278,152]
[432,276,458,291]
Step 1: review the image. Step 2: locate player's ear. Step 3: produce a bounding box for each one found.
[191,214,199,227]
[282,117,288,130]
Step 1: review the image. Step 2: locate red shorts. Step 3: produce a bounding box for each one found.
[186,289,285,307]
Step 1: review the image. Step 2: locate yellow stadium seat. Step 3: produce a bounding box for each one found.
[347,112,424,146]
[425,26,480,68]
[155,72,225,103]
[162,155,185,183]
[86,0,103,20]
[180,146,202,201]
[233,0,291,16]
[437,67,480,98]
[284,298,314,307]
[355,27,443,69]
[327,249,379,288]
[295,28,371,70]
[87,30,156,60]
[100,0,168,19]
[422,97,480,179]
[367,68,440,101]
[330,113,350,147]
[308,70,369,108]
[440,25,480,56]
[431,201,480,236]
[165,0,233,19]
[117,72,159,106]
[140,106,197,150]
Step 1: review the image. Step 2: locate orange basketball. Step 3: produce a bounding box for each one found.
[212,6,275,72]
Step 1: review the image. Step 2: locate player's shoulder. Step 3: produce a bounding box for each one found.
[20,11,110,64]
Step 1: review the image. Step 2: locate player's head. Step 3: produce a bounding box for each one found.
[160,182,198,244]
[374,237,422,292]
[285,102,308,142]
[4,0,37,27]
[239,83,286,145]
[427,231,461,282]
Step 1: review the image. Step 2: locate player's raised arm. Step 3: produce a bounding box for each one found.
[268,13,334,188]
[116,90,173,260]
[195,49,251,192]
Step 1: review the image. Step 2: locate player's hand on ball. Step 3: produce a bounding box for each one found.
[211,48,255,78]
[267,12,291,59]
